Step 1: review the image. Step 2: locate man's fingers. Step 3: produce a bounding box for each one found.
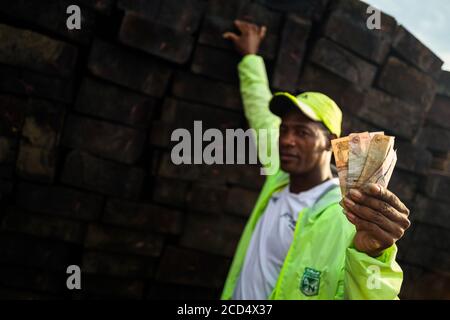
[362,183,409,215]
[344,208,396,244]
[343,197,406,239]
[222,32,239,42]
[343,208,371,231]
[343,209,357,225]
[234,19,265,37]
[234,20,249,34]
[348,189,411,229]
[259,26,267,39]
[347,209,396,250]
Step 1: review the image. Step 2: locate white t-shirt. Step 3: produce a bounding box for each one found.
[232,178,340,300]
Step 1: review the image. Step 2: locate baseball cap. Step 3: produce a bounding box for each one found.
[269,91,343,137]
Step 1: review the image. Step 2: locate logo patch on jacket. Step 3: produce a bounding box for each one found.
[300,267,321,296]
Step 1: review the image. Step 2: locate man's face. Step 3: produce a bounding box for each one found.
[279,109,332,175]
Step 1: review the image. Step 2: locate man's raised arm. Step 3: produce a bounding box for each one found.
[224,20,281,171]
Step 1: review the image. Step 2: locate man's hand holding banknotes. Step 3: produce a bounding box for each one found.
[332,132,411,258]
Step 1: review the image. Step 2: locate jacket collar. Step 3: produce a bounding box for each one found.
[267,169,342,217]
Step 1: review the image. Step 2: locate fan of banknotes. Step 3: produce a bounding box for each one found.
[331,132,397,196]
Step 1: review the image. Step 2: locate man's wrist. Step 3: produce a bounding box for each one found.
[365,249,384,258]
[352,240,385,258]
[241,53,262,61]
[242,50,258,56]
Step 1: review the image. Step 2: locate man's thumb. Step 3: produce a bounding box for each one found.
[223,32,239,42]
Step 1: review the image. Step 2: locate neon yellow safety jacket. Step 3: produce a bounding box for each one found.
[221,54,403,300]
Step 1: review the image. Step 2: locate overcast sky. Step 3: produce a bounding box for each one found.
[364,0,450,71]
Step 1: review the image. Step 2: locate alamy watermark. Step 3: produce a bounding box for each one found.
[366,5,381,30]
[66,265,81,290]
[171,121,279,175]
[66,5,81,30]
[66,5,381,36]
[366,265,381,290]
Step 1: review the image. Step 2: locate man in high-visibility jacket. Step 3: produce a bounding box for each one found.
[220,20,411,300]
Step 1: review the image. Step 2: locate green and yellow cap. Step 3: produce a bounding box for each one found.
[269,91,343,137]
